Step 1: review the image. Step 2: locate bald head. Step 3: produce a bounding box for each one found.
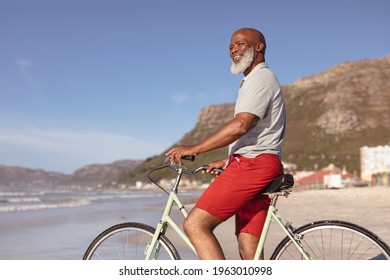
[232,28,266,55]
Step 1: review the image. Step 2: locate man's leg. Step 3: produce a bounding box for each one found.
[183,207,225,260]
[234,155,283,260]
[235,192,271,260]
[237,232,264,260]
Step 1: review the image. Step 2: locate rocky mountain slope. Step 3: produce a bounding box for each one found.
[122,55,390,184]
[282,56,390,171]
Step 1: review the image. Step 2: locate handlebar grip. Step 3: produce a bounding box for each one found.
[181,155,195,161]
[164,155,195,166]
[201,165,224,174]
[212,168,224,174]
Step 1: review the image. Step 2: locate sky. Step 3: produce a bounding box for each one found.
[0,0,389,174]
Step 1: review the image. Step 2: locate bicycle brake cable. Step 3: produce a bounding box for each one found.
[147,165,170,195]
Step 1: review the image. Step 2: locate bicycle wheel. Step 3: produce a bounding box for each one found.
[83,222,180,260]
[271,220,390,260]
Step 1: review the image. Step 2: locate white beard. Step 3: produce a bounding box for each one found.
[230,47,254,74]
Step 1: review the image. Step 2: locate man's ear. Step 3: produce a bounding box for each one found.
[256,42,264,52]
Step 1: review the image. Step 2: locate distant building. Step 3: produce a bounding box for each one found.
[360,145,390,183]
[295,164,363,191]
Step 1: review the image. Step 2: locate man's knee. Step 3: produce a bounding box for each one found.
[183,208,222,236]
[183,215,195,236]
[238,232,261,260]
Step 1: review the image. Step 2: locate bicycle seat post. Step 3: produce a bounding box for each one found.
[270,194,280,207]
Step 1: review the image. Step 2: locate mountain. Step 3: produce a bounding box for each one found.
[0,165,69,187]
[63,160,143,187]
[121,55,390,184]
[283,56,390,171]
[0,160,143,188]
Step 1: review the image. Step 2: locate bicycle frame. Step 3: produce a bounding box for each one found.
[145,166,311,260]
[145,191,312,260]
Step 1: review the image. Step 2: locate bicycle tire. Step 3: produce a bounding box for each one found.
[83,222,180,260]
[271,220,390,260]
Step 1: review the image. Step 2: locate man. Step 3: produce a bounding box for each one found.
[165,28,286,260]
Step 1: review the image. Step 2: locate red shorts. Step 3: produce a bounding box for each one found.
[195,154,283,237]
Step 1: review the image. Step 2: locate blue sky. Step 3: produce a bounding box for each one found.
[1,0,389,174]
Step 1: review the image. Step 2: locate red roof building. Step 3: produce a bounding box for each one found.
[294,165,364,191]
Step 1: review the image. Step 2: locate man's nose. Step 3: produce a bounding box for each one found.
[230,46,238,56]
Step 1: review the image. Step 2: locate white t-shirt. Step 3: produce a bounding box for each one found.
[228,62,286,159]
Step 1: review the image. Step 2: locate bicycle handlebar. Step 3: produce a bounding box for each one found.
[149,156,224,194]
[163,156,224,175]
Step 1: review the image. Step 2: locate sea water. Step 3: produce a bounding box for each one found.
[0,185,201,260]
[0,186,173,213]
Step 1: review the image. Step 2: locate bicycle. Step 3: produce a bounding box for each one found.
[83,156,390,260]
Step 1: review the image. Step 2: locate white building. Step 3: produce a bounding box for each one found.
[360,145,390,182]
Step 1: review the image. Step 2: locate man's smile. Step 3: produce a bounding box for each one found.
[232,53,243,62]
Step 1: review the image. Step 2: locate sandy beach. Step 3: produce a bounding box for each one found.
[0,186,389,260]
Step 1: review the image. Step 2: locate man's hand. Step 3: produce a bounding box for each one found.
[203,159,227,177]
[165,112,258,167]
[165,145,198,166]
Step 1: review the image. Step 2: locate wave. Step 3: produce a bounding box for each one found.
[0,197,42,203]
[0,198,91,213]
[86,192,164,202]
[0,191,45,197]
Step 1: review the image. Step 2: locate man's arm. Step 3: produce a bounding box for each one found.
[165,112,259,165]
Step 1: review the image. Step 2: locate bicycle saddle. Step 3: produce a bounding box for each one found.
[260,173,294,194]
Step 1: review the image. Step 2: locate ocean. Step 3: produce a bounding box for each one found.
[0,185,203,260]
